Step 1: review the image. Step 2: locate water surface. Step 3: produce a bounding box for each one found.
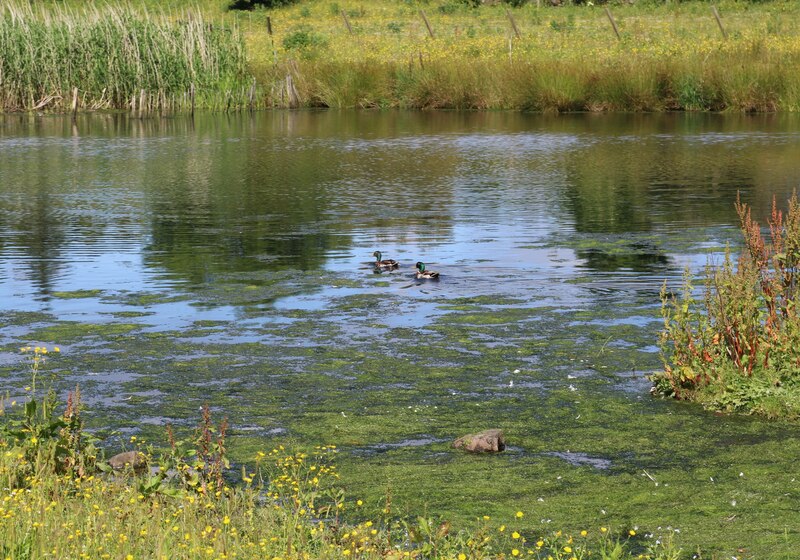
[2,111,800,555]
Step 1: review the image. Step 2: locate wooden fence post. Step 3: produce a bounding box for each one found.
[419,10,434,39]
[267,16,277,65]
[605,8,620,41]
[341,9,353,36]
[711,6,727,39]
[285,74,299,109]
[248,78,256,112]
[285,62,300,109]
[506,8,521,39]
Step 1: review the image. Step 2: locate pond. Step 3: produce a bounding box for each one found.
[2,110,800,555]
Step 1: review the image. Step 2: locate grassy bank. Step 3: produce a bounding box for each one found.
[247,0,800,110]
[3,1,800,112]
[653,192,800,418]
[0,348,682,559]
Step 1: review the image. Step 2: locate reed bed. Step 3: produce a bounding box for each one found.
[0,2,250,113]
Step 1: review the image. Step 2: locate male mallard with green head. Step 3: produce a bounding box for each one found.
[415,262,439,279]
[373,251,399,270]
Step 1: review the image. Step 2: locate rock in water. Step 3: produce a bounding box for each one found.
[452,429,505,453]
[108,450,147,472]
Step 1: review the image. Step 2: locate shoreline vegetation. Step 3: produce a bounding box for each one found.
[1,0,800,113]
[654,192,800,419]
[0,347,683,559]
[0,3,250,114]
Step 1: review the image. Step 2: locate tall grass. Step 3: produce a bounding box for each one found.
[252,52,800,111]
[0,2,250,113]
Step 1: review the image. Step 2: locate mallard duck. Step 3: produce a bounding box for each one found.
[373,251,399,270]
[415,261,440,279]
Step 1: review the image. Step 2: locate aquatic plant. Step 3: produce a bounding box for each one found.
[654,192,800,417]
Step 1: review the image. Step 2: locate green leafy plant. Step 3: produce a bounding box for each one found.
[171,404,230,495]
[283,28,328,51]
[654,192,800,416]
[0,347,101,486]
[133,405,232,499]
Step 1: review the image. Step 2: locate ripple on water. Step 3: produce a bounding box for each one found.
[544,451,613,470]
[350,436,450,457]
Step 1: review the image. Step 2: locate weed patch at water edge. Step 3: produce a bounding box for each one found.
[654,191,800,418]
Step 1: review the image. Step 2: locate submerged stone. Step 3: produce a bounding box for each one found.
[108,451,147,472]
[452,429,505,453]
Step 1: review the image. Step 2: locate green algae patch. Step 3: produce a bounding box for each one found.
[51,289,103,299]
[192,270,366,309]
[332,293,403,312]
[191,320,229,328]
[319,389,800,557]
[12,288,800,558]
[443,308,541,325]
[0,311,57,327]
[105,292,190,307]
[107,311,155,319]
[29,322,143,343]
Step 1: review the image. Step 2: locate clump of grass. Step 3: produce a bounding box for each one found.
[0,346,684,559]
[654,192,800,418]
[0,1,250,113]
